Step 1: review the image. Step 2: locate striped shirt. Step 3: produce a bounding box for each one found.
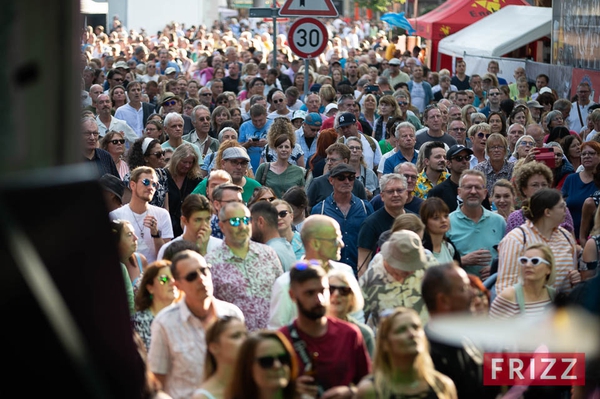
[496,220,576,295]
[489,295,552,319]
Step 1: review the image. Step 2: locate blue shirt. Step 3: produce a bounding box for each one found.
[295,126,318,165]
[239,119,273,173]
[311,194,374,273]
[447,206,506,275]
[383,150,418,174]
[562,173,597,236]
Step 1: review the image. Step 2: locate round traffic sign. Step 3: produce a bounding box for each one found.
[287,18,329,59]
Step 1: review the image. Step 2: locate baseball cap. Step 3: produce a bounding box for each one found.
[380,230,428,271]
[337,112,356,127]
[389,58,401,66]
[165,67,177,75]
[310,83,322,93]
[325,103,338,115]
[329,163,356,178]
[482,73,494,82]
[527,100,545,109]
[446,144,474,159]
[222,147,250,161]
[99,174,131,204]
[113,61,130,70]
[539,87,553,95]
[304,112,322,127]
[331,60,341,66]
[291,110,307,121]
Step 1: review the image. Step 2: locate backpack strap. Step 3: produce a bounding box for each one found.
[260,163,269,186]
[517,226,527,249]
[514,282,526,314]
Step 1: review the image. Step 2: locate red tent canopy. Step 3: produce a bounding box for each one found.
[408,0,530,70]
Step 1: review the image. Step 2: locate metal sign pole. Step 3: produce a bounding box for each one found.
[272,1,277,69]
[304,58,309,96]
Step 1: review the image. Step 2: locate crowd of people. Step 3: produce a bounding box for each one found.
[81,16,600,399]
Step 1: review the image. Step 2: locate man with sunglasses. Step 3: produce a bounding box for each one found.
[479,86,502,118]
[280,263,371,398]
[429,144,474,212]
[206,202,283,331]
[148,250,243,399]
[95,94,137,147]
[109,166,173,263]
[183,105,219,158]
[250,201,296,272]
[311,164,373,273]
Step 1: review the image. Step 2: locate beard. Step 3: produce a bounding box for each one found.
[250,228,264,244]
[297,298,327,320]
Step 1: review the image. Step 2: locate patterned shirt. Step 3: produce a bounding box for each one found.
[473,159,515,194]
[210,214,223,239]
[132,308,154,351]
[414,170,450,199]
[205,241,283,331]
[359,255,431,333]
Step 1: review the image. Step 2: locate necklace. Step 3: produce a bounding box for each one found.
[129,206,146,239]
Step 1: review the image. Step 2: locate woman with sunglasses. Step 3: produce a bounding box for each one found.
[132,261,176,351]
[491,243,557,319]
[255,126,305,199]
[467,122,492,167]
[192,316,247,399]
[497,188,581,295]
[126,137,169,208]
[327,270,374,358]
[226,330,298,399]
[100,131,129,179]
[272,199,305,260]
[356,307,457,399]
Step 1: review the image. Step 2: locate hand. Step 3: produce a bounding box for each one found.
[480,266,491,281]
[569,269,582,286]
[196,224,211,254]
[258,138,268,147]
[296,375,319,398]
[461,249,492,266]
[321,385,355,399]
[524,148,539,163]
[143,216,159,236]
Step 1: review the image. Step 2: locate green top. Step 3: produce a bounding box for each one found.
[378,139,394,155]
[120,263,135,315]
[255,163,305,198]
[191,176,262,204]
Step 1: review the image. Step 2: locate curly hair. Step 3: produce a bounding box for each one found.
[267,117,296,149]
[512,161,553,198]
[127,137,160,169]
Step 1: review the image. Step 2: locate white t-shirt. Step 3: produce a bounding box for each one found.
[156,234,223,261]
[411,81,426,113]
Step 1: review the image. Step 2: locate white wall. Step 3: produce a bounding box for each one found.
[125,0,218,35]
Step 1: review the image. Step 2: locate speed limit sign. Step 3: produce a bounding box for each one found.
[287,18,329,59]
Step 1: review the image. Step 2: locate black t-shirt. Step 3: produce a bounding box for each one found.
[222,76,241,94]
[451,75,470,91]
[428,178,460,212]
[357,207,395,253]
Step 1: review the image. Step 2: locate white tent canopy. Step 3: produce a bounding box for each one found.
[81,0,108,14]
[438,5,552,58]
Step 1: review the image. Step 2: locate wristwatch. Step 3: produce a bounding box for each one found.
[151,230,162,238]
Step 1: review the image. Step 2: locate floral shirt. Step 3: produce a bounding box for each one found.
[205,241,283,331]
[473,160,515,194]
[359,254,432,333]
[210,214,223,239]
[132,308,154,351]
[414,170,450,199]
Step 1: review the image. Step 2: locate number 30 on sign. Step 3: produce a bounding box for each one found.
[288,18,329,59]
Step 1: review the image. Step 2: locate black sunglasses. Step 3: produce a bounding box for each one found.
[330,285,352,296]
[110,139,126,145]
[334,174,356,182]
[277,210,290,218]
[184,267,209,282]
[151,151,166,158]
[256,353,291,369]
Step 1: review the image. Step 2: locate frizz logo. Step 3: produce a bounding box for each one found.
[484,353,585,386]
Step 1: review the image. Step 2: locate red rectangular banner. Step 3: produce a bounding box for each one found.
[483,353,585,386]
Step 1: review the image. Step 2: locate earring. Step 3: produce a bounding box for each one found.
[149,293,153,301]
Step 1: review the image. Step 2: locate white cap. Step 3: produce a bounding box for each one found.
[325,103,338,114]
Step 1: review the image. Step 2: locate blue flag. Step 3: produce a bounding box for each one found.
[381,12,416,35]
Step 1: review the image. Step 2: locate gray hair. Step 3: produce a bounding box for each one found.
[380,173,407,192]
[191,104,210,122]
[395,121,416,138]
[394,162,418,174]
[470,112,486,124]
[218,127,238,142]
[164,112,184,128]
[512,134,535,159]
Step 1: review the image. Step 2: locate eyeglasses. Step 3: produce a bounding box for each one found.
[273,98,284,103]
[227,159,249,167]
[113,78,124,82]
[461,185,485,191]
[326,157,341,163]
[184,267,210,282]
[225,216,251,226]
[110,139,126,145]
[488,92,500,96]
[554,153,564,158]
[158,274,172,285]
[83,131,100,137]
[519,141,534,147]
[197,116,211,122]
[256,354,291,369]
[383,188,406,195]
[518,256,550,266]
[451,128,467,132]
[151,151,166,158]
[402,174,418,181]
[277,210,290,218]
[348,146,362,151]
[476,132,492,139]
[489,145,505,151]
[163,100,177,106]
[330,285,352,296]
[218,100,228,104]
[200,93,212,96]
[452,154,471,162]
[398,101,408,106]
[582,151,597,157]
[140,178,159,188]
[334,174,356,181]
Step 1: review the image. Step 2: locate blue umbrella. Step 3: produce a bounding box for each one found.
[381,12,416,35]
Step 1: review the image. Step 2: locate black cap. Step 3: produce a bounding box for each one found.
[99,174,131,204]
[446,144,474,159]
[337,112,357,127]
[329,163,356,177]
